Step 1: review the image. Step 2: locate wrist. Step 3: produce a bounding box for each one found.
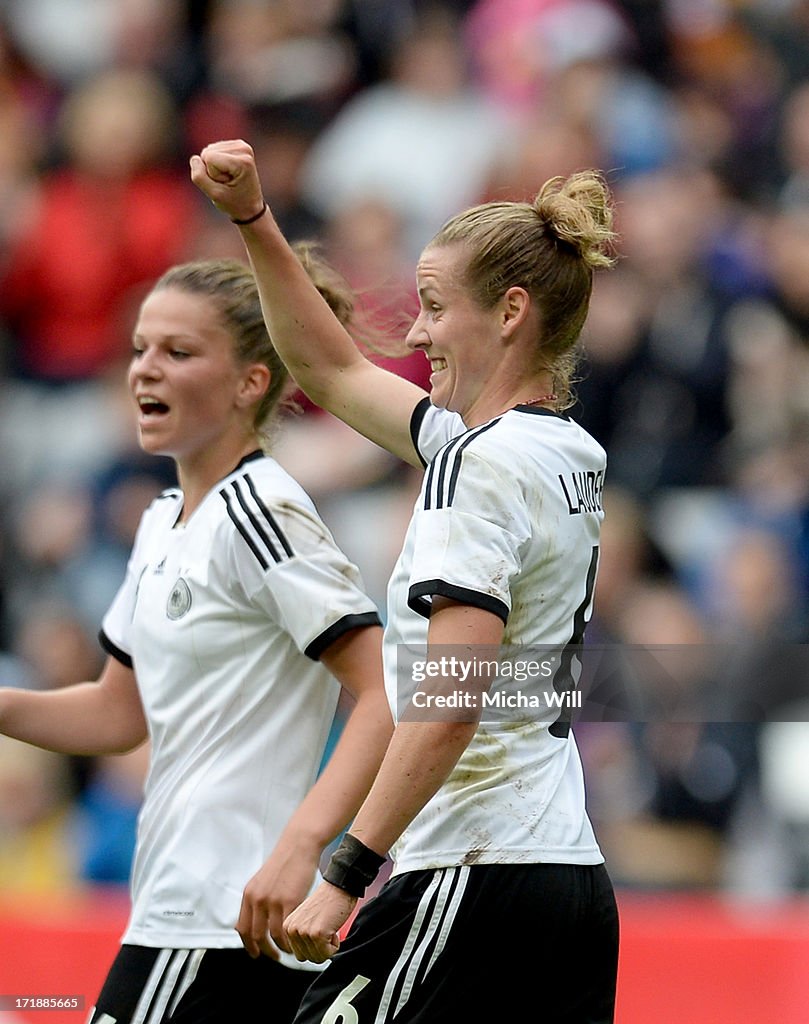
[231,201,268,226]
[275,816,329,861]
[323,833,386,898]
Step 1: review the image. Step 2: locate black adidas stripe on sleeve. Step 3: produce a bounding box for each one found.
[219,475,295,570]
[423,418,501,511]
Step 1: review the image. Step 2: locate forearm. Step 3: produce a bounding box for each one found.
[345,717,478,857]
[0,666,146,755]
[345,598,504,856]
[240,213,367,408]
[283,717,475,963]
[238,685,392,958]
[190,142,426,467]
[280,687,394,854]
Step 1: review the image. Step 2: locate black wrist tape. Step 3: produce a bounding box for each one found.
[323,834,386,898]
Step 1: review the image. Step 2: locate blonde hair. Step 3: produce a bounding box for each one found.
[431,170,617,407]
[151,245,355,443]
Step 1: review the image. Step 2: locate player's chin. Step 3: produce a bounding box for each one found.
[136,429,174,458]
[432,391,465,416]
[427,381,453,411]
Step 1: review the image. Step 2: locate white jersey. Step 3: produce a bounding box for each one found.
[386,399,605,874]
[101,451,380,963]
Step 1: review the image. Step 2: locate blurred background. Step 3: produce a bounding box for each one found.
[0,1,808,1020]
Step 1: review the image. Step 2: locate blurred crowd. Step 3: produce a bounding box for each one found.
[0,0,808,901]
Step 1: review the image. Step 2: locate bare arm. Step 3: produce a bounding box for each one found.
[237,624,393,958]
[283,599,504,962]
[0,655,147,755]
[189,140,427,468]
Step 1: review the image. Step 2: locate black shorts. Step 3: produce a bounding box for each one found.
[87,945,316,1024]
[294,862,619,1024]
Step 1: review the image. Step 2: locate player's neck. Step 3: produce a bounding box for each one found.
[175,436,262,521]
[465,375,556,426]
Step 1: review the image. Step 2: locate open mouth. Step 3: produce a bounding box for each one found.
[138,396,170,417]
[429,358,447,373]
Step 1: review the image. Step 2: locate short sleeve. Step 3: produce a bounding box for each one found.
[228,501,381,660]
[410,398,467,467]
[407,445,531,623]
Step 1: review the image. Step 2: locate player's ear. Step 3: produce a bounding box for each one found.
[500,286,531,339]
[236,363,271,408]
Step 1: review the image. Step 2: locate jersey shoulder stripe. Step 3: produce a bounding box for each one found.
[423,417,501,511]
[218,472,295,570]
[243,473,294,557]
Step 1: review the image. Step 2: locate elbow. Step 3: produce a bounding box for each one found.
[106,718,149,755]
[109,735,148,756]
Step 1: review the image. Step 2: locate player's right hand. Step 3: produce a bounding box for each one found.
[283,881,358,964]
[189,140,265,225]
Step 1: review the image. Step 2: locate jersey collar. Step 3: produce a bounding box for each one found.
[513,404,569,419]
[232,449,265,473]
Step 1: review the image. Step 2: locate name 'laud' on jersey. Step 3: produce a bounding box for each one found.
[558,469,604,516]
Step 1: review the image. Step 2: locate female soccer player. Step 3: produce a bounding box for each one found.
[0,255,392,1024]
[192,140,620,1023]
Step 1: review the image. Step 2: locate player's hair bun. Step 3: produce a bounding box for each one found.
[533,171,616,269]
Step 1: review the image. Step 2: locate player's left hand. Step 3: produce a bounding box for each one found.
[283,881,358,963]
[189,140,265,224]
[237,841,320,959]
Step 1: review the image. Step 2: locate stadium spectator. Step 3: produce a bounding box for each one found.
[299,6,509,258]
[0,68,196,383]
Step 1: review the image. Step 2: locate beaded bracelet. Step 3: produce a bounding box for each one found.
[323,834,386,898]
[231,201,269,226]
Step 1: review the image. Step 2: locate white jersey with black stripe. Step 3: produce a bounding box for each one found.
[386,399,606,873]
[100,451,380,957]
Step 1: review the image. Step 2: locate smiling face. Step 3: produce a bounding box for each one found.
[128,287,261,467]
[406,244,507,419]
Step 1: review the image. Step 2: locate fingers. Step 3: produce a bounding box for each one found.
[236,892,280,960]
[257,934,281,961]
[199,151,237,184]
[284,924,341,965]
[281,883,357,963]
[189,154,232,186]
[238,885,302,962]
[237,901,333,963]
[236,894,261,959]
[188,140,263,219]
[283,902,346,963]
[189,152,239,191]
[269,915,293,955]
[198,139,252,173]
